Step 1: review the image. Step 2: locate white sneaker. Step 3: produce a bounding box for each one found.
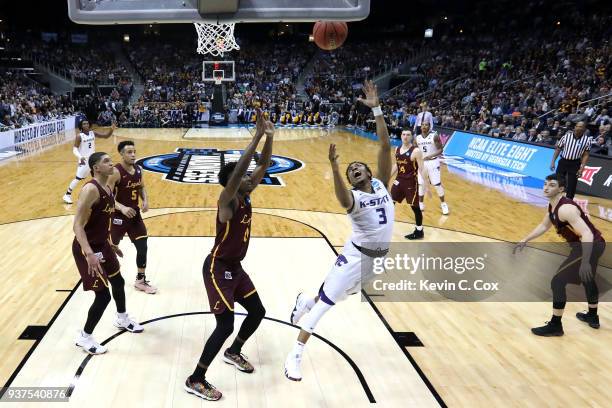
[75,330,107,355]
[63,194,73,204]
[290,292,311,325]
[134,278,157,294]
[114,314,144,333]
[441,202,449,215]
[419,202,425,211]
[284,352,303,381]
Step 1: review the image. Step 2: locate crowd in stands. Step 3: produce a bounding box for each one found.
[0,72,78,130]
[2,0,610,155]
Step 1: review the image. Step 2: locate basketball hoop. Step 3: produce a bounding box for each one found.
[214,75,223,85]
[194,22,240,56]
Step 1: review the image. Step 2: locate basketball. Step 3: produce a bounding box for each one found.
[313,21,348,50]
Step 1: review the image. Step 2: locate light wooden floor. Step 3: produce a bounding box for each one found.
[0,127,610,407]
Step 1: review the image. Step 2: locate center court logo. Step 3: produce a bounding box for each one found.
[137,148,303,186]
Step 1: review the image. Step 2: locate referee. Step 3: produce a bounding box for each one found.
[550,121,592,199]
[413,102,434,135]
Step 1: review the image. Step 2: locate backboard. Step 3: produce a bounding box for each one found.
[67,0,371,25]
[202,61,235,82]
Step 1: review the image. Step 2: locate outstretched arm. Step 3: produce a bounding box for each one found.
[94,123,116,139]
[513,212,553,253]
[360,80,391,186]
[218,111,265,208]
[249,117,275,189]
[329,144,354,210]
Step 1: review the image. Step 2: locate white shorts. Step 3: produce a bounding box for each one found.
[76,162,89,179]
[418,158,442,186]
[321,241,378,304]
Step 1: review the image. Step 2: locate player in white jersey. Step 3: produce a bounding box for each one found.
[416,121,449,215]
[63,120,115,204]
[284,80,393,381]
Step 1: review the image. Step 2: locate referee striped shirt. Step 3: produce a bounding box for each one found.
[555,131,592,160]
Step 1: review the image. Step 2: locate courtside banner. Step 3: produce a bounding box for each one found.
[0,117,76,159]
[577,154,612,198]
[443,131,554,180]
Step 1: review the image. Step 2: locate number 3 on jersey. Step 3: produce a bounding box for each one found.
[376,208,387,224]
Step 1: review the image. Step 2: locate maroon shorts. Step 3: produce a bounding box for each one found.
[203,254,256,314]
[72,238,121,292]
[390,178,418,205]
[110,211,148,245]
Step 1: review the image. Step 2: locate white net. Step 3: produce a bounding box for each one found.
[194,22,240,56]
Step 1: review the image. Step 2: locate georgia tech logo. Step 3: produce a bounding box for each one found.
[578,166,601,186]
[137,148,303,186]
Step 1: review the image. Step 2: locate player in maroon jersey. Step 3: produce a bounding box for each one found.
[72,152,143,355]
[185,110,274,401]
[389,129,430,239]
[514,174,606,336]
[108,140,156,294]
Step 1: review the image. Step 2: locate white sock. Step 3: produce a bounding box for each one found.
[118,312,127,320]
[416,226,423,231]
[81,330,91,338]
[292,341,305,357]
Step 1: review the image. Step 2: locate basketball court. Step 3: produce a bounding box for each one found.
[0,126,610,406]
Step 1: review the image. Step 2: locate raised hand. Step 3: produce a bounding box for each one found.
[360,80,380,108]
[255,109,266,137]
[329,144,339,165]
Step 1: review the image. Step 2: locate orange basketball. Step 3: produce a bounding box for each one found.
[313,21,348,51]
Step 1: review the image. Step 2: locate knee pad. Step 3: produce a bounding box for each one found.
[435,184,445,197]
[134,237,148,269]
[418,183,424,196]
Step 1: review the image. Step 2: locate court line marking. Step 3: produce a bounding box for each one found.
[67,310,376,403]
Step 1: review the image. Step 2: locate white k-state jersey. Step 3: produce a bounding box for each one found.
[416,131,439,158]
[348,178,395,249]
[78,131,96,160]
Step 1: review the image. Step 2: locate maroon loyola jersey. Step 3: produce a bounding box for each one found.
[84,179,115,247]
[548,197,604,243]
[395,146,418,182]
[113,163,142,210]
[211,196,252,262]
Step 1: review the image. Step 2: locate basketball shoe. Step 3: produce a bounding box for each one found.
[441,202,449,215]
[135,277,157,294]
[290,292,313,325]
[223,349,254,373]
[284,351,303,381]
[63,194,73,204]
[184,377,222,401]
[576,311,600,329]
[75,330,107,355]
[531,321,564,337]
[114,313,144,333]
[405,228,424,240]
